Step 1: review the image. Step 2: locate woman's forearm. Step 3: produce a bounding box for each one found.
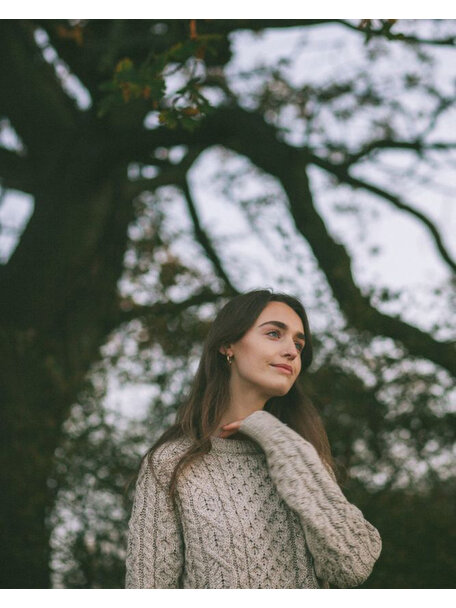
[240,409,382,588]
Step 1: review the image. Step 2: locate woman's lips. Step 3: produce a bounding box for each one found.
[271,364,292,374]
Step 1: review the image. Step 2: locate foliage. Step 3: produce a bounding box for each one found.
[97,25,221,129]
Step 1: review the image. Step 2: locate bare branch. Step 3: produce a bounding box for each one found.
[117,284,230,325]
[308,151,456,274]
[341,139,456,169]
[127,147,239,295]
[180,176,238,295]
[335,19,456,47]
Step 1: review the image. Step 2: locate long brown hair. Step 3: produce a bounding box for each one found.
[125,289,339,505]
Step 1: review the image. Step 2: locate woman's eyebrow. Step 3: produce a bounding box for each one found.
[258,320,305,341]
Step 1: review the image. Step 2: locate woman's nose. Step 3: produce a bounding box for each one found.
[284,341,299,358]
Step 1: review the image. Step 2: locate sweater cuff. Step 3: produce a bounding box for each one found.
[239,409,284,443]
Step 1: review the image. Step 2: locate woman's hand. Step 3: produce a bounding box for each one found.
[218,419,244,438]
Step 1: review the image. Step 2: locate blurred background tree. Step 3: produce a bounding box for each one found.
[0,19,454,588]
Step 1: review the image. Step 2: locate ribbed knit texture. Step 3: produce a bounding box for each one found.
[125,409,382,589]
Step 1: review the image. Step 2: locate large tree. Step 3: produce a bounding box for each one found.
[0,19,455,588]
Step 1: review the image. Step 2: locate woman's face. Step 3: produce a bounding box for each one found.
[224,301,306,400]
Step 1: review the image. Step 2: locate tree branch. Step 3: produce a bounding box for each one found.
[212,20,456,47]
[335,19,456,47]
[180,176,238,295]
[127,147,239,295]
[0,149,35,194]
[340,139,456,169]
[117,284,229,325]
[0,21,78,155]
[308,151,456,274]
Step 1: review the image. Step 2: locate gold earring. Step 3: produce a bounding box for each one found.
[226,353,233,365]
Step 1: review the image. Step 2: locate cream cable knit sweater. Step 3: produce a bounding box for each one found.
[125,409,382,589]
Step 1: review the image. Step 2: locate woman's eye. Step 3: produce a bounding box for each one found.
[267,330,280,338]
[267,330,304,351]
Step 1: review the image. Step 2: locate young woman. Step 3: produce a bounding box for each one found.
[125,289,382,589]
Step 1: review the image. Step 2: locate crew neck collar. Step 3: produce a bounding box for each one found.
[208,435,263,455]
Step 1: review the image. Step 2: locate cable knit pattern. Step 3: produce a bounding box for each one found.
[125,443,185,588]
[125,409,381,589]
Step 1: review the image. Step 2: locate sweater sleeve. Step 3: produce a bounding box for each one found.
[239,409,382,589]
[125,446,185,588]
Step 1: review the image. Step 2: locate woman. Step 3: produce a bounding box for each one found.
[125,289,382,589]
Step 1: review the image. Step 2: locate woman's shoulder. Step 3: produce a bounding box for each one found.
[153,435,193,463]
[147,435,193,476]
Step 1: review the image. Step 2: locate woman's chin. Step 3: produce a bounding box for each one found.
[267,383,293,398]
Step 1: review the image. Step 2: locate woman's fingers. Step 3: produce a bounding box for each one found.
[216,418,246,437]
[222,419,243,428]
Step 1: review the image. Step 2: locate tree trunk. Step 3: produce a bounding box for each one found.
[0,174,134,587]
[0,328,68,587]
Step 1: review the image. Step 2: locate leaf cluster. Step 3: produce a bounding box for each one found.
[97,34,222,130]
